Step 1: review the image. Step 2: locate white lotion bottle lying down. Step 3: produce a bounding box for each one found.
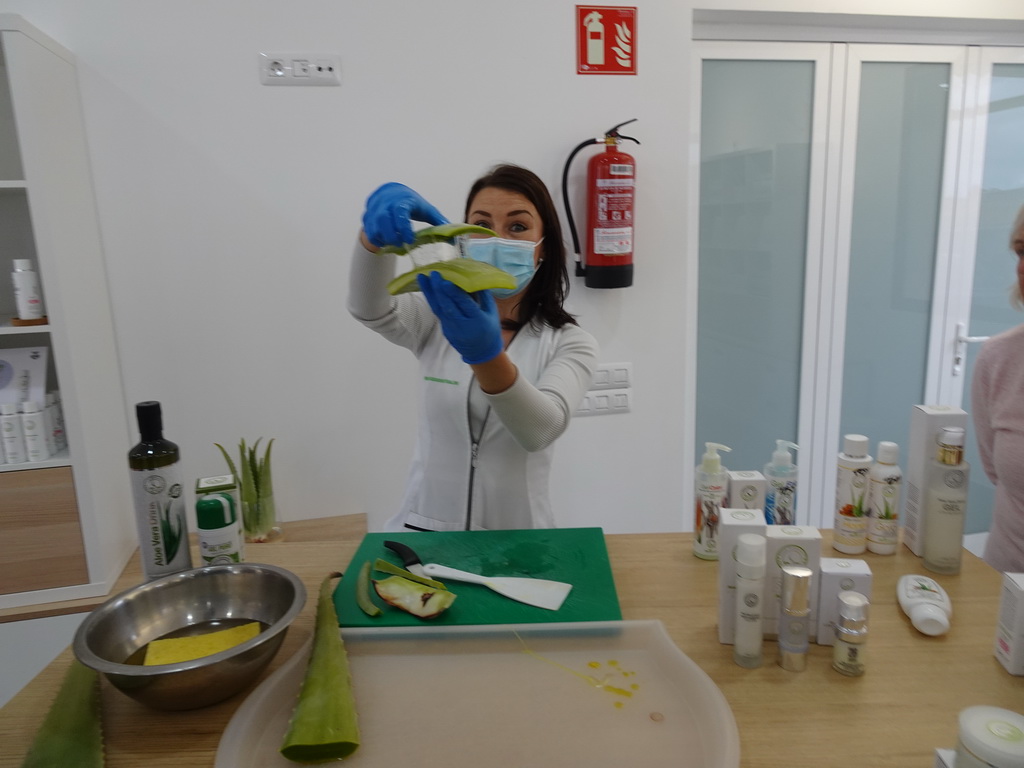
[897,574,952,636]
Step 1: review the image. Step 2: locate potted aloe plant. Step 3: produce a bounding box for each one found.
[215,437,279,542]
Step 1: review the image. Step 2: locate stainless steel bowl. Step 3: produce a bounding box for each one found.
[73,563,306,710]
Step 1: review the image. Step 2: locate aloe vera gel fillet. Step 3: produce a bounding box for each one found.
[129,401,193,580]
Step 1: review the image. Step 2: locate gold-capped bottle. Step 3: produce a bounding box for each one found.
[922,427,970,575]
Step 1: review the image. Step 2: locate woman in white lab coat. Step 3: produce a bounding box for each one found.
[348,165,598,531]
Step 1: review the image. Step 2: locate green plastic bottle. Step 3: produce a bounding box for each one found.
[196,492,244,565]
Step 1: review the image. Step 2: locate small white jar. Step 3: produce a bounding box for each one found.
[957,706,1024,768]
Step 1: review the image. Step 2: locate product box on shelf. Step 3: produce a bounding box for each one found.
[994,572,1024,675]
[764,526,821,639]
[727,471,766,511]
[904,405,967,556]
[0,347,49,408]
[816,557,873,646]
[717,508,767,644]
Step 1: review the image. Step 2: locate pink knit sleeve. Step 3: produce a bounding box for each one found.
[971,341,998,486]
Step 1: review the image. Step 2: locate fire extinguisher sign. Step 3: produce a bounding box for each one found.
[577,6,637,75]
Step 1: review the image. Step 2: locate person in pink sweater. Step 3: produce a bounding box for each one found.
[972,204,1024,572]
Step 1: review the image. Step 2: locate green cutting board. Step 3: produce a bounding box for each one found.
[334,528,621,627]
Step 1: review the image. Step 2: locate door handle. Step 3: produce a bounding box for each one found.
[953,321,989,376]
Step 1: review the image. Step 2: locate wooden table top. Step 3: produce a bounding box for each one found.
[1,516,1019,768]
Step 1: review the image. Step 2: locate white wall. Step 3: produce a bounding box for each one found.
[1,0,1022,533]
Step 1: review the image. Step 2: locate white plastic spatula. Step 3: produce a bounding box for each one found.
[420,563,573,611]
[382,539,574,611]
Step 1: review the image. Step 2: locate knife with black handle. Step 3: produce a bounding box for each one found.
[383,540,428,577]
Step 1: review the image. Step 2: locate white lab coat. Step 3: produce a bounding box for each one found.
[347,242,598,530]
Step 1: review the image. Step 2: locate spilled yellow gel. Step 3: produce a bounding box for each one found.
[514,633,638,705]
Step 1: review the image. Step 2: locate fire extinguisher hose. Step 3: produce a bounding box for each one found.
[561,137,601,276]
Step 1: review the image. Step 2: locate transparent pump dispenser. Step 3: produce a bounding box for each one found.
[764,440,798,525]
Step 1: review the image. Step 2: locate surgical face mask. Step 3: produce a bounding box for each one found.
[460,236,543,299]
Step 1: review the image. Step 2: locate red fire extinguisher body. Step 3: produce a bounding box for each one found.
[585,142,635,288]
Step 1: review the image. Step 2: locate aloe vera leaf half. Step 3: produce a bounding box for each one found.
[387,258,517,296]
[378,223,496,256]
[280,572,360,763]
[355,561,382,618]
[20,660,104,768]
[372,575,457,618]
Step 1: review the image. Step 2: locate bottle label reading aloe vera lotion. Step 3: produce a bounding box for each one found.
[129,401,193,580]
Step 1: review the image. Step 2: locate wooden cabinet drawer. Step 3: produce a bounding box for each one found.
[0,467,88,595]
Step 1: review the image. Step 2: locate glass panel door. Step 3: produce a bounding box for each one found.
[693,43,973,529]
[959,53,1024,535]
[833,48,966,518]
[692,44,830,523]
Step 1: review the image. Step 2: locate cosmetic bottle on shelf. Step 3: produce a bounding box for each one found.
[867,441,902,555]
[694,442,731,560]
[833,434,872,555]
[20,401,49,462]
[778,565,812,672]
[764,440,798,525]
[832,590,869,677]
[734,533,767,669]
[1,403,27,464]
[11,259,45,321]
[128,401,192,580]
[923,427,970,576]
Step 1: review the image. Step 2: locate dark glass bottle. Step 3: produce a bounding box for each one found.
[128,401,192,579]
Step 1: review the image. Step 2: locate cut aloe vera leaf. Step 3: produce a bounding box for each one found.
[372,558,448,590]
[20,660,103,768]
[387,258,517,296]
[378,223,497,255]
[355,561,382,618]
[279,572,360,763]
[373,576,457,619]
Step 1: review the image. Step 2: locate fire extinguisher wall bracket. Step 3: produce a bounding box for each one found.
[561,119,640,289]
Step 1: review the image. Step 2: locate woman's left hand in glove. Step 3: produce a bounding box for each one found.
[417,271,503,365]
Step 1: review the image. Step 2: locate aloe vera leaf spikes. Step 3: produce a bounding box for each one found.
[279,572,360,763]
[20,660,104,768]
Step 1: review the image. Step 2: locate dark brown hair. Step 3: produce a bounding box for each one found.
[464,164,576,329]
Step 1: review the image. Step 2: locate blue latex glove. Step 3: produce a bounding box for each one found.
[417,271,503,365]
[362,182,448,249]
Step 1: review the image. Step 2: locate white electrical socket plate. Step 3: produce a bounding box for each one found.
[258,52,340,86]
[575,387,632,417]
[589,362,633,391]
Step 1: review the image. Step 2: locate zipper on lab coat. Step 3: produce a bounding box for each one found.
[462,328,518,530]
[464,386,491,531]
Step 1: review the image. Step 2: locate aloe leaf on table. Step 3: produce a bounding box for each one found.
[20,660,104,768]
[280,572,360,763]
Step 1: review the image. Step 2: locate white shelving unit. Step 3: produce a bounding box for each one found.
[0,15,134,611]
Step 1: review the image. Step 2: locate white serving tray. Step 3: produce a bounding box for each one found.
[216,620,739,767]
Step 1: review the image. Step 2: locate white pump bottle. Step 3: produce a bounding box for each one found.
[694,442,731,560]
[764,440,799,526]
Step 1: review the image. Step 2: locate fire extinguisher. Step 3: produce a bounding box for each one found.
[561,118,640,288]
